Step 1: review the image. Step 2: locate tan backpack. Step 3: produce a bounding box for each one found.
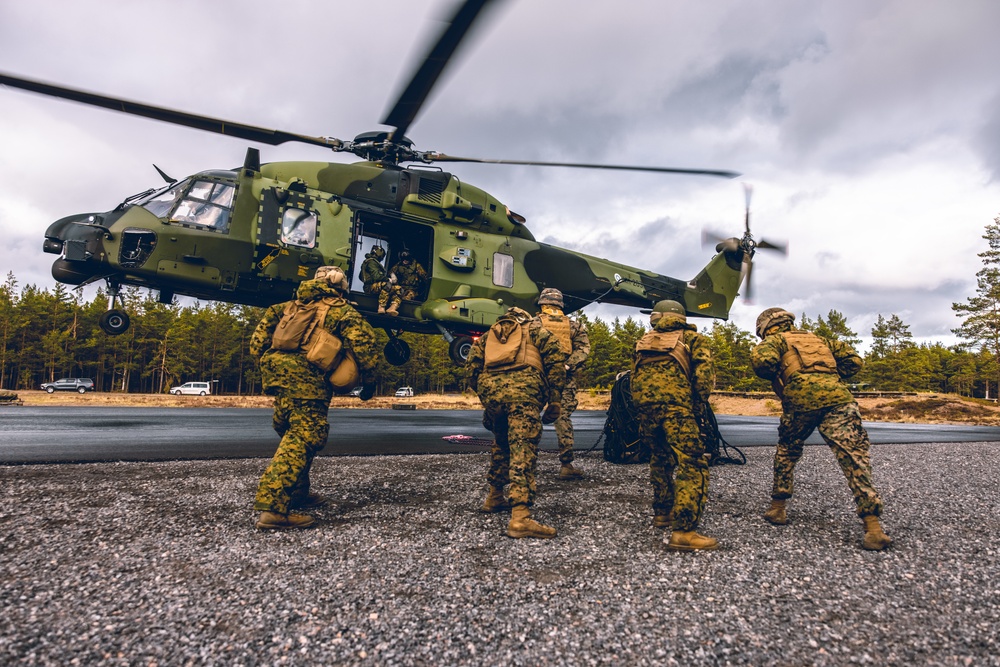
[634,330,692,378]
[484,316,543,373]
[271,298,358,390]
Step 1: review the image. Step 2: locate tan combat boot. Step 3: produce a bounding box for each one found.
[764,499,788,525]
[652,511,675,529]
[256,511,317,530]
[667,530,719,551]
[862,515,892,551]
[290,492,326,510]
[479,486,509,514]
[507,504,557,539]
[558,463,584,480]
[385,301,400,316]
[377,305,386,314]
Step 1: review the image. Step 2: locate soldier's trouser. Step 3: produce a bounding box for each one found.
[398,286,420,302]
[254,396,330,514]
[482,400,542,507]
[554,378,579,464]
[639,405,709,531]
[364,281,401,310]
[774,402,883,517]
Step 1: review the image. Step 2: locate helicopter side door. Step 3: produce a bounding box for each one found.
[348,211,433,317]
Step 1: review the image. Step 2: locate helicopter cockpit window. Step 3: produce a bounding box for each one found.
[139,182,185,219]
[492,252,514,288]
[171,180,235,232]
[281,207,317,248]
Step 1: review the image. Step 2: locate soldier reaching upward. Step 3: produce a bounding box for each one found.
[249,266,378,530]
[466,306,567,538]
[751,307,891,551]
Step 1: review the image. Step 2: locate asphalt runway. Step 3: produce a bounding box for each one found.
[2,407,999,464]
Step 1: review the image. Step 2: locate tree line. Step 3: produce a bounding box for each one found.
[2,216,997,396]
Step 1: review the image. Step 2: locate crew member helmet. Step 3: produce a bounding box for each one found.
[537,288,564,308]
[314,266,349,293]
[370,245,386,260]
[755,307,795,338]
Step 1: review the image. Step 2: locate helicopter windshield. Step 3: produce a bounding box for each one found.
[138,182,185,218]
[171,179,235,231]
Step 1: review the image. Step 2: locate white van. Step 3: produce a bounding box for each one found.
[394,386,415,397]
[170,381,212,396]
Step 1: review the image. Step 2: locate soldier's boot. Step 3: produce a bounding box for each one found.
[667,530,719,551]
[385,301,400,316]
[862,515,892,551]
[479,486,509,514]
[378,304,386,314]
[507,504,557,539]
[256,511,317,530]
[764,499,788,525]
[652,511,675,529]
[558,462,584,480]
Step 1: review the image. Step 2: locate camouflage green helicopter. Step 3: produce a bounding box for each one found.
[0,0,781,366]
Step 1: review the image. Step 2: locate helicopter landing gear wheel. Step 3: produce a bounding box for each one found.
[99,309,131,336]
[448,335,474,365]
[384,337,411,366]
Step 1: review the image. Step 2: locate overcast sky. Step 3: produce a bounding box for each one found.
[2,0,998,350]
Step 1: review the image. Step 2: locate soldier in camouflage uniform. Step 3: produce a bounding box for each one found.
[632,300,718,551]
[250,266,378,530]
[466,306,567,538]
[532,288,591,480]
[388,250,428,302]
[360,245,402,315]
[751,307,891,551]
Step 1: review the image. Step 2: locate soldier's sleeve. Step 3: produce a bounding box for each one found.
[465,334,487,392]
[249,304,283,360]
[337,308,379,378]
[750,335,783,380]
[829,338,864,379]
[533,324,567,402]
[690,332,716,403]
[567,319,591,370]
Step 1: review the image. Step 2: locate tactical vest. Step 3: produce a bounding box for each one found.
[484,319,544,373]
[271,297,348,374]
[538,313,572,354]
[777,331,838,387]
[634,329,692,378]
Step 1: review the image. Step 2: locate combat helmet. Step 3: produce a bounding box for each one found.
[314,266,349,293]
[755,307,794,338]
[537,288,564,308]
[369,245,386,261]
[649,299,685,324]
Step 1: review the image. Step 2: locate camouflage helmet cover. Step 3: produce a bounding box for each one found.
[370,245,386,260]
[537,287,564,308]
[756,307,794,338]
[314,266,349,292]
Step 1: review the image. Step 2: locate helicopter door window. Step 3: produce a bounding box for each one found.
[492,252,514,288]
[281,208,317,248]
[171,180,235,232]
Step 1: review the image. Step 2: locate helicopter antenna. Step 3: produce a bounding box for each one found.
[152,164,176,185]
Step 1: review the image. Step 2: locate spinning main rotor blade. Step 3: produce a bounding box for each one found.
[383,0,497,142]
[428,153,740,178]
[0,72,341,149]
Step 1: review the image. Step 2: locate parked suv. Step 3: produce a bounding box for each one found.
[40,378,95,394]
[169,381,212,396]
[394,386,415,398]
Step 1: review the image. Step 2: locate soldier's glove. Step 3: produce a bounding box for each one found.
[359,383,376,401]
[542,403,561,425]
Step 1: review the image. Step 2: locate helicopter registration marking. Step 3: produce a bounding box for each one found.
[698,302,712,310]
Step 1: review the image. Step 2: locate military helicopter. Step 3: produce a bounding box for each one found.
[0,0,778,366]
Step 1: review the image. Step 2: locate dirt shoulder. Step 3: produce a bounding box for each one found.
[6,390,1000,426]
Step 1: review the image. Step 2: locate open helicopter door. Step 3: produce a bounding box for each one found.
[348,211,434,314]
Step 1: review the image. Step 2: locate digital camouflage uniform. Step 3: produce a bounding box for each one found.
[751,322,884,518]
[250,278,377,516]
[466,313,567,508]
[535,310,590,465]
[389,258,428,302]
[360,249,401,312]
[631,313,715,532]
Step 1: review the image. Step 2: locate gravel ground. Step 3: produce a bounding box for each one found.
[2,443,999,666]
